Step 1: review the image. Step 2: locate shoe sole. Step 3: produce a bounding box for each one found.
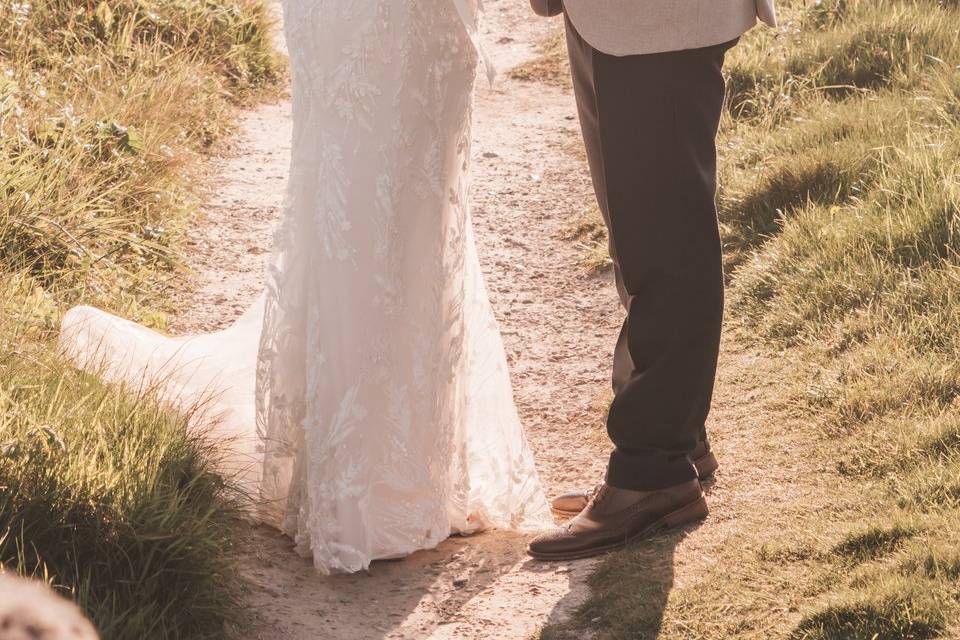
[530,493,709,561]
[550,451,719,519]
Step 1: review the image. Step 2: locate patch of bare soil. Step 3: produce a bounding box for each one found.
[168,100,291,335]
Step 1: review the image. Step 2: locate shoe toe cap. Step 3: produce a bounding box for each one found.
[528,526,574,555]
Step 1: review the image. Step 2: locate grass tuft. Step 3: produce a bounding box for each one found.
[791,589,944,640]
[509,31,570,88]
[0,351,245,639]
[831,524,917,562]
[561,208,612,274]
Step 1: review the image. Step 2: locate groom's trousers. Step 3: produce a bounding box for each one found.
[565,15,735,491]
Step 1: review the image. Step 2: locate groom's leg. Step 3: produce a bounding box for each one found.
[565,16,733,491]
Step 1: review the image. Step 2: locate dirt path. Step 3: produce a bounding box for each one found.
[169,2,606,637]
[170,2,811,638]
[168,99,290,335]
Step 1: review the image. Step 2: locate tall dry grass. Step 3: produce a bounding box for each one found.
[0,2,282,638]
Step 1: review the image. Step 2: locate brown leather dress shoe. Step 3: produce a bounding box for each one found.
[551,441,718,519]
[527,480,707,561]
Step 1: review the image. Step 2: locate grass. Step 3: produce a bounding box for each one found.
[536,0,960,637]
[0,1,282,637]
[0,348,243,639]
[561,208,613,274]
[0,0,283,316]
[790,584,945,640]
[831,523,918,562]
[510,30,569,88]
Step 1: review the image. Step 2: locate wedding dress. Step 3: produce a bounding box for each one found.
[59,0,551,574]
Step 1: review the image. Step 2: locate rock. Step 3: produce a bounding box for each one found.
[0,574,99,639]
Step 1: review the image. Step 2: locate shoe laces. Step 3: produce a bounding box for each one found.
[587,482,608,507]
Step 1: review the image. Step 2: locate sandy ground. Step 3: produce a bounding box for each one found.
[168,1,815,638]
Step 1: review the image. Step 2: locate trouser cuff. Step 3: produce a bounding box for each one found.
[605,448,698,491]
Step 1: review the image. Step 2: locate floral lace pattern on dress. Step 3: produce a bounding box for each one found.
[59,0,551,576]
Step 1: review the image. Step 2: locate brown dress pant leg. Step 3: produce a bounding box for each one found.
[564,14,734,490]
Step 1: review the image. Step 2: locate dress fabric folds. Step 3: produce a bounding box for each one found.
[59,0,551,574]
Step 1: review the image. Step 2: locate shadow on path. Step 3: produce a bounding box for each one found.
[236,523,543,639]
[536,519,716,639]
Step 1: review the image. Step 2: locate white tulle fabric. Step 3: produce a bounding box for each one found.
[59,0,551,575]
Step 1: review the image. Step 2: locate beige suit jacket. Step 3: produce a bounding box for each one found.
[530,0,777,56]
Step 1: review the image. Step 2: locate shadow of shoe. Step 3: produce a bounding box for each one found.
[536,519,705,639]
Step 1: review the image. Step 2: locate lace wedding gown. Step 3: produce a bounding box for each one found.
[59,0,551,574]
